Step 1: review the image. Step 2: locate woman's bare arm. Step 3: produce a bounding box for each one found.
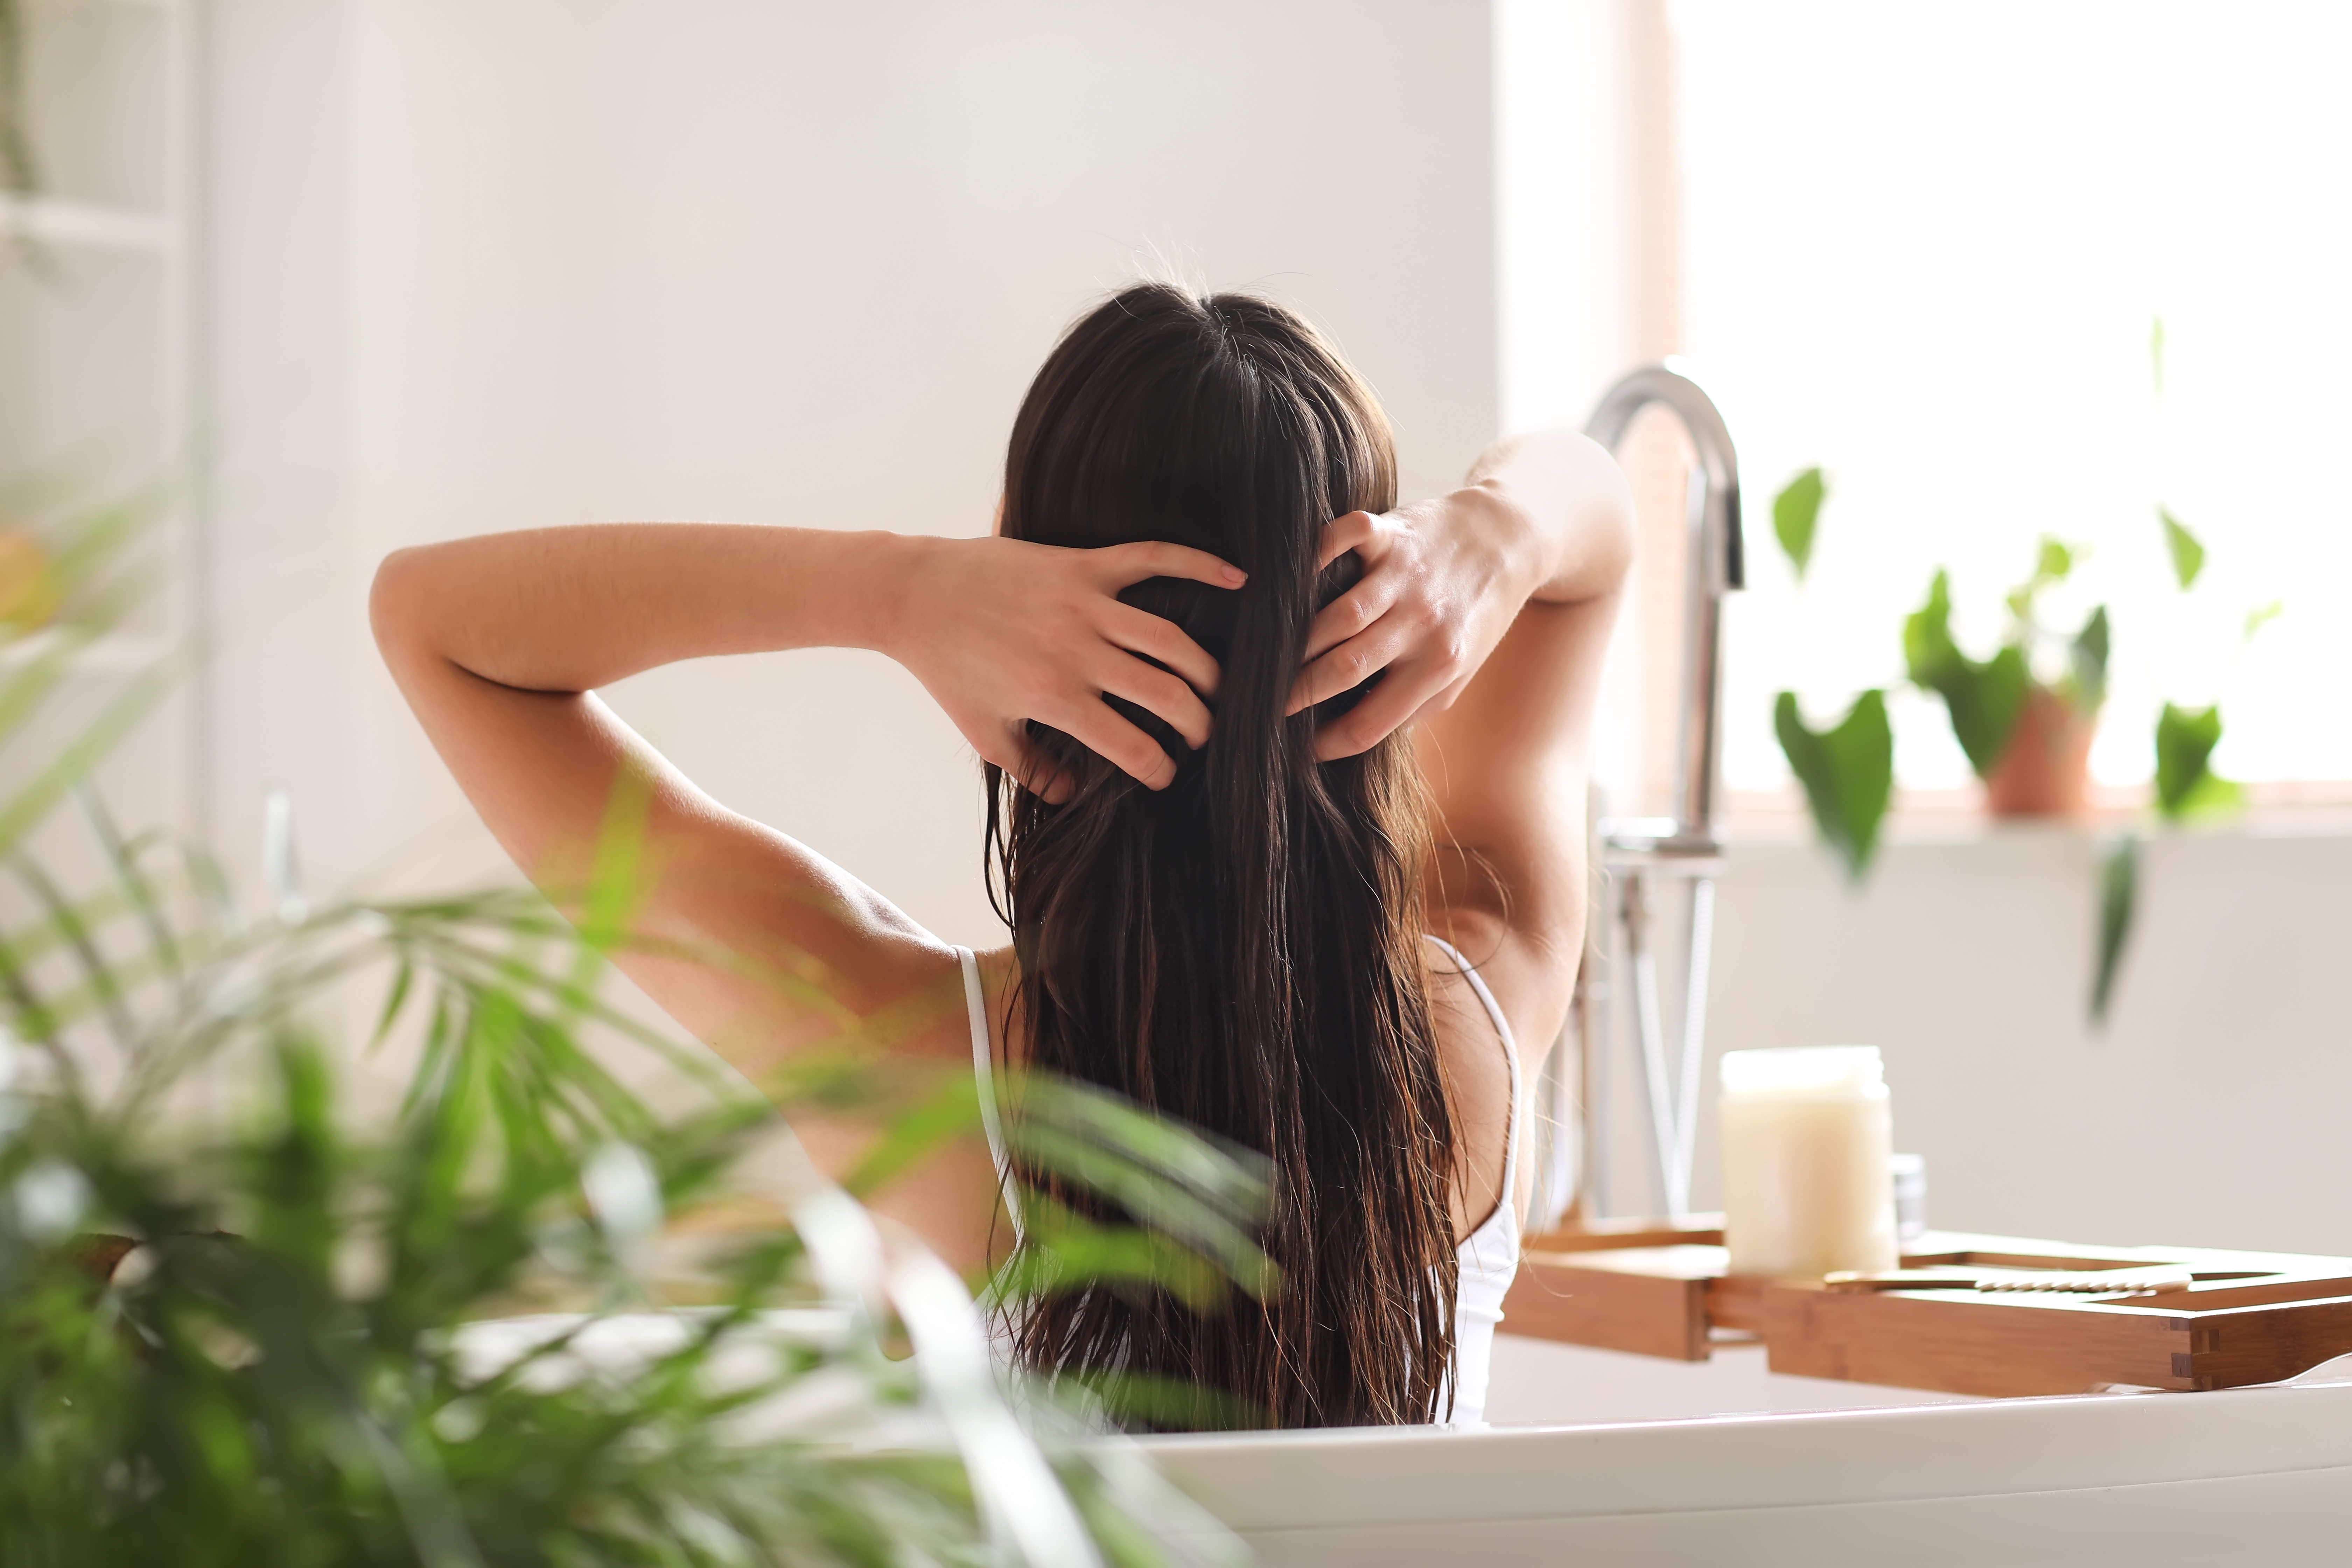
[1413,431,1633,954]
[1286,429,1631,953]
[370,523,1242,1071]
[1332,434,1633,1228]
[371,522,1244,1270]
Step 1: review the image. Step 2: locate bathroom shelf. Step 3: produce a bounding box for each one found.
[1506,1220,2352,1397]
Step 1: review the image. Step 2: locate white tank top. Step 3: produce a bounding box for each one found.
[955,933,1523,1427]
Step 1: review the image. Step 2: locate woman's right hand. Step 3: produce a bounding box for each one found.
[884,535,1246,802]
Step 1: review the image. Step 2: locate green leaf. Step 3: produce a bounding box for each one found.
[2160,508,2205,589]
[1774,690,1894,881]
[838,1071,981,1197]
[1903,569,1962,682]
[2006,536,2084,626]
[2068,605,2110,713]
[2090,833,2138,1026]
[0,0,40,203]
[1054,1369,1269,1433]
[1771,468,1827,581]
[2154,702,2240,820]
[2176,770,2243,818]
[2244,600,2283,641]
[1001,1195,1237,1314]
[0,653,182,860]
[1950,649,2029,777]
[578,768,654,967]
[1904,571,2028,778]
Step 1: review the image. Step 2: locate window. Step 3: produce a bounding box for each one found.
[1500,1,2352,805]
[1672,0,2352,795]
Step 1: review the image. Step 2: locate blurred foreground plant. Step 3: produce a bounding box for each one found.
[0,478,1263,1566]
[0,0,34,201]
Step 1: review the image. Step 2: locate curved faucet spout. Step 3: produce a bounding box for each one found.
[1563,363,1745,1223]
[1583,363,1744,855]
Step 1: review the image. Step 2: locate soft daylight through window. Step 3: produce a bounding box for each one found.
[1672,0,2352,795]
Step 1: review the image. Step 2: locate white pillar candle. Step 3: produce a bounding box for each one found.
[1719,1046,1898,1277]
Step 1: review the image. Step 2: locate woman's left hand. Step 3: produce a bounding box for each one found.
[1286,486,1546,760]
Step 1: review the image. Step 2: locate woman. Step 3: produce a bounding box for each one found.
[372,284,1632,1428]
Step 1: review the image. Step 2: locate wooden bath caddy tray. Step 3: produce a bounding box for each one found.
[1502,1216,2352,1398]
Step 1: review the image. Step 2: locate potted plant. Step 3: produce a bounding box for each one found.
[1766,455,2269,1027]
[1900,540,2109,818]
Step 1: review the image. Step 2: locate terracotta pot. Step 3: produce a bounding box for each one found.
[1984,685,2095,817]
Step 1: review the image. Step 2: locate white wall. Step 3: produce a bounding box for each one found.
[201,0,1499,948]
[1582,821,2352,1258]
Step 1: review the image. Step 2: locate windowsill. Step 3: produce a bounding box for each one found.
[1722,782,2352,847]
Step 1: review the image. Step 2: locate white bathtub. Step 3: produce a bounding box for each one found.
[459,1314,2350,1563]
[1139,1343,2352,1566]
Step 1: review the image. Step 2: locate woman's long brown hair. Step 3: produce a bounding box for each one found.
[985,284,1458,1428]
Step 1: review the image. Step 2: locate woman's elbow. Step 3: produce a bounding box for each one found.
[1584,443,1638,591]
[1556,434,1637,602]
[368,547,434,664]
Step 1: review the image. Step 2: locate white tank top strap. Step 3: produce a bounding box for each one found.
[1421,933,1524,1209]
[1421,931,1525,1428]
[957,946,1024,1246]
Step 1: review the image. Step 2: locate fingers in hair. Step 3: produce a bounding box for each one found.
[998,732,1076,804]
[1287,616,1415,716]
[1099,540,1247,591]
[1096,654,1213,750]
[1102,601,1222,698]
[1039,696,1180,792]
[1317,510,1384,570]
[1311,659,1435,761]
[1298,572,1402,668]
